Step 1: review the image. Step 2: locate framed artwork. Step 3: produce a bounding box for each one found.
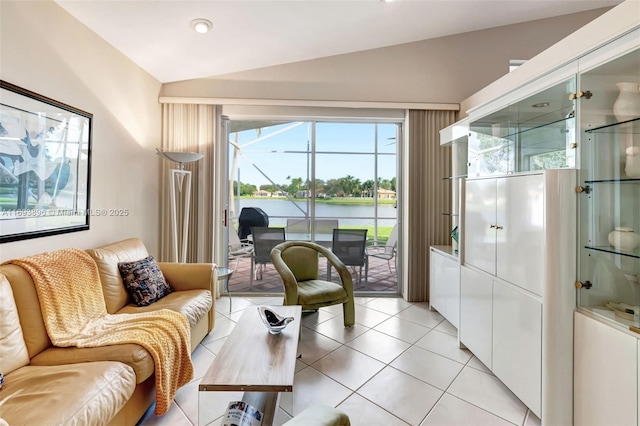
[0,81,92,243]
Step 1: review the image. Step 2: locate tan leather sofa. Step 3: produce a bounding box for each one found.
[0,238,216,426]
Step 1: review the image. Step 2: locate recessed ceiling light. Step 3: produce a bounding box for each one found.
[532,102,550,108]
[380,0,395,2]
[190,19,212,34]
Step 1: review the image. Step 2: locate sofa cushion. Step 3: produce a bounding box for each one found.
[30,343,155,384]
[0,361,136,426]
[86,238,150,313]
[0,274,30,375]
[118,256,174,306]
[118,290,213,328]
[117,289,212,329]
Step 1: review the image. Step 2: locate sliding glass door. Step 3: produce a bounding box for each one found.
[225,120,400,295]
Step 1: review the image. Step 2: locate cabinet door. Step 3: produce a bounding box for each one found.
[429,249,446,314]
[465,178,497,275]
[460,266,493,368]
[493,280,542,417]
[496,174,544,295]
[446,259,461,329]
[574,312,638,426]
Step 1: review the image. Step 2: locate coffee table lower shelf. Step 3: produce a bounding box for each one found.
[199,305,302,425]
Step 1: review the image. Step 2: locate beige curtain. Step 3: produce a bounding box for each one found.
[160,104,221,276]
[406,109,457,302]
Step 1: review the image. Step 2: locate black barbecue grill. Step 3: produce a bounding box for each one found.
[238,207,269,240]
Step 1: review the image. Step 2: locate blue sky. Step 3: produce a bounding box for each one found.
[229,121,398,188]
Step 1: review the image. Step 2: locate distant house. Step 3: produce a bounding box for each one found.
[273,190,287,197]
[254,190,272,197]
[377,188,396,199]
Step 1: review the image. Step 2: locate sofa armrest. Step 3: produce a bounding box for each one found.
[158,262,217,334]
[157,262,217,292]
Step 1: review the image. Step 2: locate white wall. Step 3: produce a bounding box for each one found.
[460,0,640,115]
[161,8,610,105]
[0,0,162,261]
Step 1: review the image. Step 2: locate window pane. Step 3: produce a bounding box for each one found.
[316,122,375,153]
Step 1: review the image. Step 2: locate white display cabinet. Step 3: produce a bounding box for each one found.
[439,119,469,254]
[572,34,640,426]
[576,45,640,331]
[430,120,469,331]
[468,77,577,178]
[574,311,638,426]
[449,24,639,425]
[461,170,576,422]
[459,265,492,368]
[429,246,460,328]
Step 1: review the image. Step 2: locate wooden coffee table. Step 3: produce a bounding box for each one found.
[199,305,302,424]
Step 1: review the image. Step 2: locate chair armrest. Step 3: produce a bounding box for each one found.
[365,245,385,255]
[270,254,299,304]
[315,246,354,296]
[157,262,216,292]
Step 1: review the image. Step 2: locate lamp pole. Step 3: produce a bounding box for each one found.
[157,149,204,262]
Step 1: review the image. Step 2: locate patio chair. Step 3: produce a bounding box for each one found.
[251,227,286,283]
[314,219,338,247]
[286,218,310,233]
[330,229,368,284]
[228,228,254,269]
[271,241,355,327]
[365,223,398,273]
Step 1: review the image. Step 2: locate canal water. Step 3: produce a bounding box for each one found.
[232,198,396,228]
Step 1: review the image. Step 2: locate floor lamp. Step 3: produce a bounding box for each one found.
[156,148,204,263]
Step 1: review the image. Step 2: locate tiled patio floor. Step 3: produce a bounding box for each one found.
[225,254,398,294]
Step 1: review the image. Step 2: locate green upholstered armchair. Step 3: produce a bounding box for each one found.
[271,241,355,327]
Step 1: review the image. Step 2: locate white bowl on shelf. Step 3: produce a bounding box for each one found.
[608,227,640,251]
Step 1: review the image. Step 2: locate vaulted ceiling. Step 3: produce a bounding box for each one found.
[55,0,622,83]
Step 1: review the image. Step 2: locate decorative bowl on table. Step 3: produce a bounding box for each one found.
[258,306,295,335]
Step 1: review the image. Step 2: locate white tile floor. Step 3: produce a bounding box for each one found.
[138,296,541,426]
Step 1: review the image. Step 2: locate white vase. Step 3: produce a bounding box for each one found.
[609,227,640,251]
[613,82,640,122]
[626,146,640,178]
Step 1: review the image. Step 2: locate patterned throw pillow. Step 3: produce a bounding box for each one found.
[117,256,174,306]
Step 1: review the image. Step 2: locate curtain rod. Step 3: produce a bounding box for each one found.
[158,96,459,111]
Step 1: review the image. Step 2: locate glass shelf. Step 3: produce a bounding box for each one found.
[501,114,574,139]
[584,178,640,184]
[585,117,640,134]
[442,174,468,180]
[585,245,640,259]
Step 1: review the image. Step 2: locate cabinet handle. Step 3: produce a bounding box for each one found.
[576,185,591,194]
[569,90,593,100]
[496,226,503,230]
[575,281,593,289]
[489,224,496,229]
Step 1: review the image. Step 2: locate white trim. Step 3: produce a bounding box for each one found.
[440,117,470,146]
[158,96,459,111]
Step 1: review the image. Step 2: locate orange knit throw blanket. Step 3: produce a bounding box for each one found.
[4,248,194,416]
